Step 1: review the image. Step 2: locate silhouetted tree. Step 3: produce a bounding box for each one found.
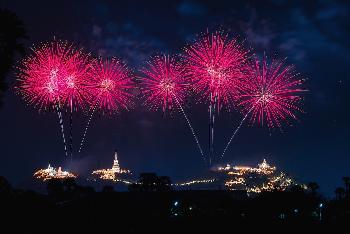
[62,178,77,192]
[289,184,306,194]
[0,9,27,106]
[138,173,158,191]
[158,176,172,191]
[308,182,319,196]
[47,179,63,197]
[335,187,345,200]
[0,176,12,194]
[102,185,114,193]
[342,176,350,195]
[129,173,172,192]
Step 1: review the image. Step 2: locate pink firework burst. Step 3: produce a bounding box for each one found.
[141,54,189,112]
[60,49,93,111]
[17,40,70,110]
[183,31,249,110]
[16,40,91,110]
[238,57,306,128]
[88,58,134,114]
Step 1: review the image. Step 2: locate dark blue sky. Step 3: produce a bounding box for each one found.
[0,0,349,196]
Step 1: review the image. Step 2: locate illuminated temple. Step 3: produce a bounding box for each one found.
[215,159,304,193]
[92,151,131,181]
[33,164,77,181]
[174,159,304,193]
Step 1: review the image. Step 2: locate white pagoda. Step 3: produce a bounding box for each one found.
[92,151,131,181]
[111,152,121,173]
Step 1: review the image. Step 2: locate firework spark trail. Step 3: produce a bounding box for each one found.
[88,58,134,114]
[141,55,187,112]
[220,105,255,160]
[69,106,73,158]
[183,31,249,111]
[208,94,217,165]
[55,100,68,157]
[209,103,213,165]
[173,93,205,163]
[15,40,93,157]
[183,31,249,165]
[78,102,98,153]
[237,57,305,128]
[141,55,207,161]
[221,57,306,160]
[78,58,133,153]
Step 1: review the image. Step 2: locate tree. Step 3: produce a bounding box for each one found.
[335,187,345,200]
[138,173,159,191]
[158,176,172,191]
[307,182,319,196]
[102,185,114,193]
[0,9,27,106]
[0,176,12,194]
[289,184,306,194]
[128,173,172,192]
[342,176,350,195]
[47,179,63,197]
[62,178,77,192]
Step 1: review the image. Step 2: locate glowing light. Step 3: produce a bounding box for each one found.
[92,151,131,181]
[16,40,93,157]
[217,159,275,175]
[173,179,216,186]
[60,50,92,110]
[221,57,306,159]
[216,159,304,193]
[88,57,134,114]
[238,57,306,128]
[225,177,245,186]
[16,40,92,111]
[34,164,77,181]
[78,58,134,153]
[141,54,189,112]
[183,31,249,164]
[183,31,249,110]
[141,54,205,161]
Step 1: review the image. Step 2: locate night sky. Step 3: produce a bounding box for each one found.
[0,0,349,196]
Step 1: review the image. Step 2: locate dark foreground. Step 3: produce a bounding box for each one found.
[1,177,350,233]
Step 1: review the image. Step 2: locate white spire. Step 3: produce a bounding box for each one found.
[112,151,120,172]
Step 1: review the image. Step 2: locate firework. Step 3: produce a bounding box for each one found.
[141,54,205,160]
[58,47,92,157]
[16,40,92,157]
[16,40,70,110]
[16,40,91,110]
[64,50,92,158]
[141,54,188,112]
[78,58,134,153]
[183,31,249,110]
[60,50,93,111]
[88,57,134,113]
[238,57,305,128]
[183,31,249,165]
[221,57,306,159]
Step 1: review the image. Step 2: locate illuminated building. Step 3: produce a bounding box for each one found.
[215,159,304,193]
[33,164,77,181]
[170,159,303,193]
[217,159,276,175]
[92,151,131,182]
